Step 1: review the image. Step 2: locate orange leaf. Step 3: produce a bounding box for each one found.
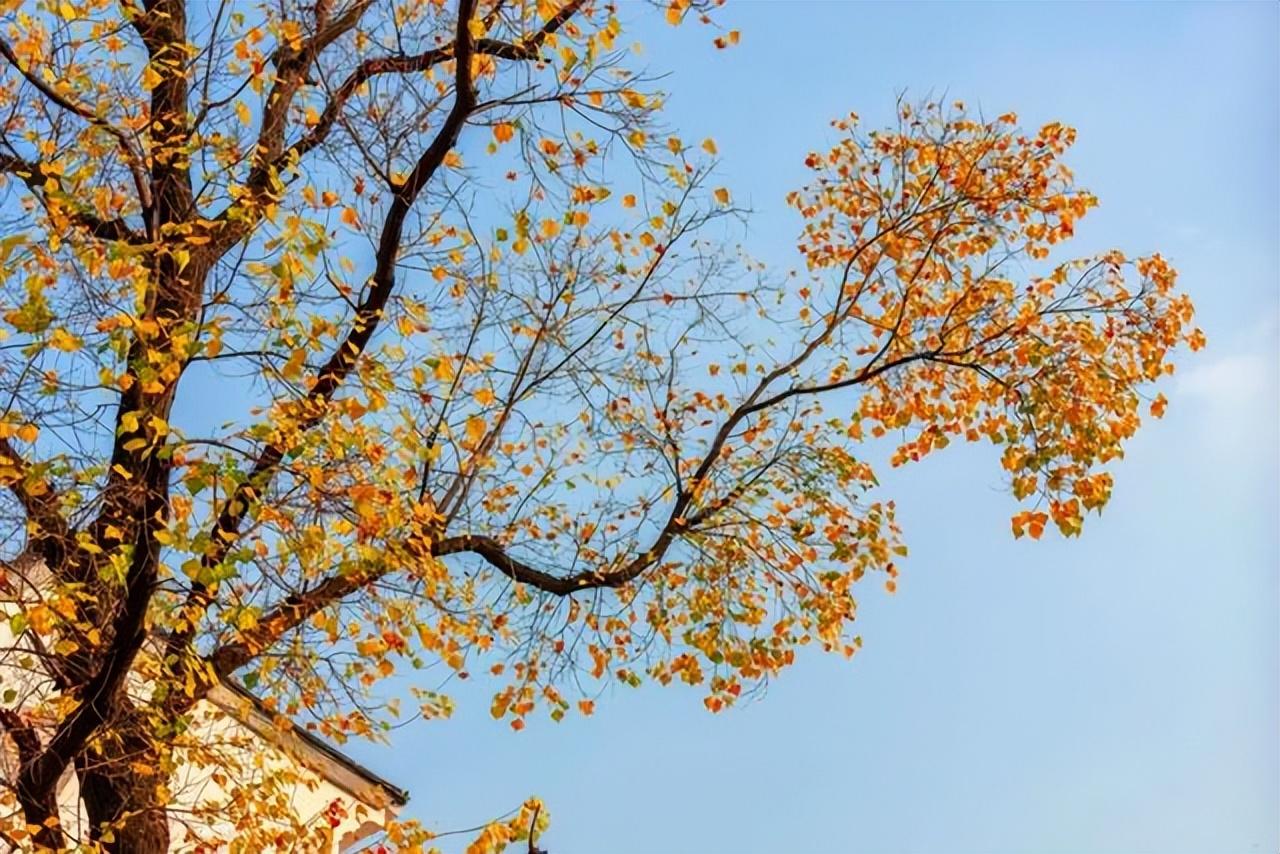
[465,415,487,446]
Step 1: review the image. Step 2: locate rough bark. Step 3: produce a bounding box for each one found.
[75,698,171,853]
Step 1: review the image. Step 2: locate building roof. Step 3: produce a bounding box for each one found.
[2,561,410,809]
[209,680,410,808]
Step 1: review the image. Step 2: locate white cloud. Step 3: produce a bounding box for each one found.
[1175,318,1279,460]
[1179,351,1274,404]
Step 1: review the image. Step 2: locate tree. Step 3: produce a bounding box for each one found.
[0,0,1201,850]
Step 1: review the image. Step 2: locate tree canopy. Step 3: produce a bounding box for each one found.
[0,0,1200,850]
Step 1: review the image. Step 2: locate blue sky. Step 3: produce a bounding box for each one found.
[343,4,1279,852]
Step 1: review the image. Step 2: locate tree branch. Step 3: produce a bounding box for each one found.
[201,518,680,687]
[0,36,153,214]
[167,0,483,663]
[204,557,387,679]
[0,708,61,849]
[232,0,376,217]
[293,0,582,164]
[0,153,145,244]
[207,0,585,255]
[0,437,70,570]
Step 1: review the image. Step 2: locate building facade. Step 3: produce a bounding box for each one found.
[0,567,406,852]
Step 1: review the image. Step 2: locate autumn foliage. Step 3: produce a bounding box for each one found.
[0,0,1198,850]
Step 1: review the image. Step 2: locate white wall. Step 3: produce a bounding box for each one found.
[0,585,400,852]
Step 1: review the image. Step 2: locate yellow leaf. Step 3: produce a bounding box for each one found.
[465,415,487,446]
[16,424,38,443]
[48,328,82,352]
[713,187,731,206]
[474,387,496,406]
[540,218,560,239]
[701,138,718,156]
[342,207,359,227]
[236,101,251,126]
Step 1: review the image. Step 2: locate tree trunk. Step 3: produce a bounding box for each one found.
[74,699,171,853]
[15,782,63,851]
